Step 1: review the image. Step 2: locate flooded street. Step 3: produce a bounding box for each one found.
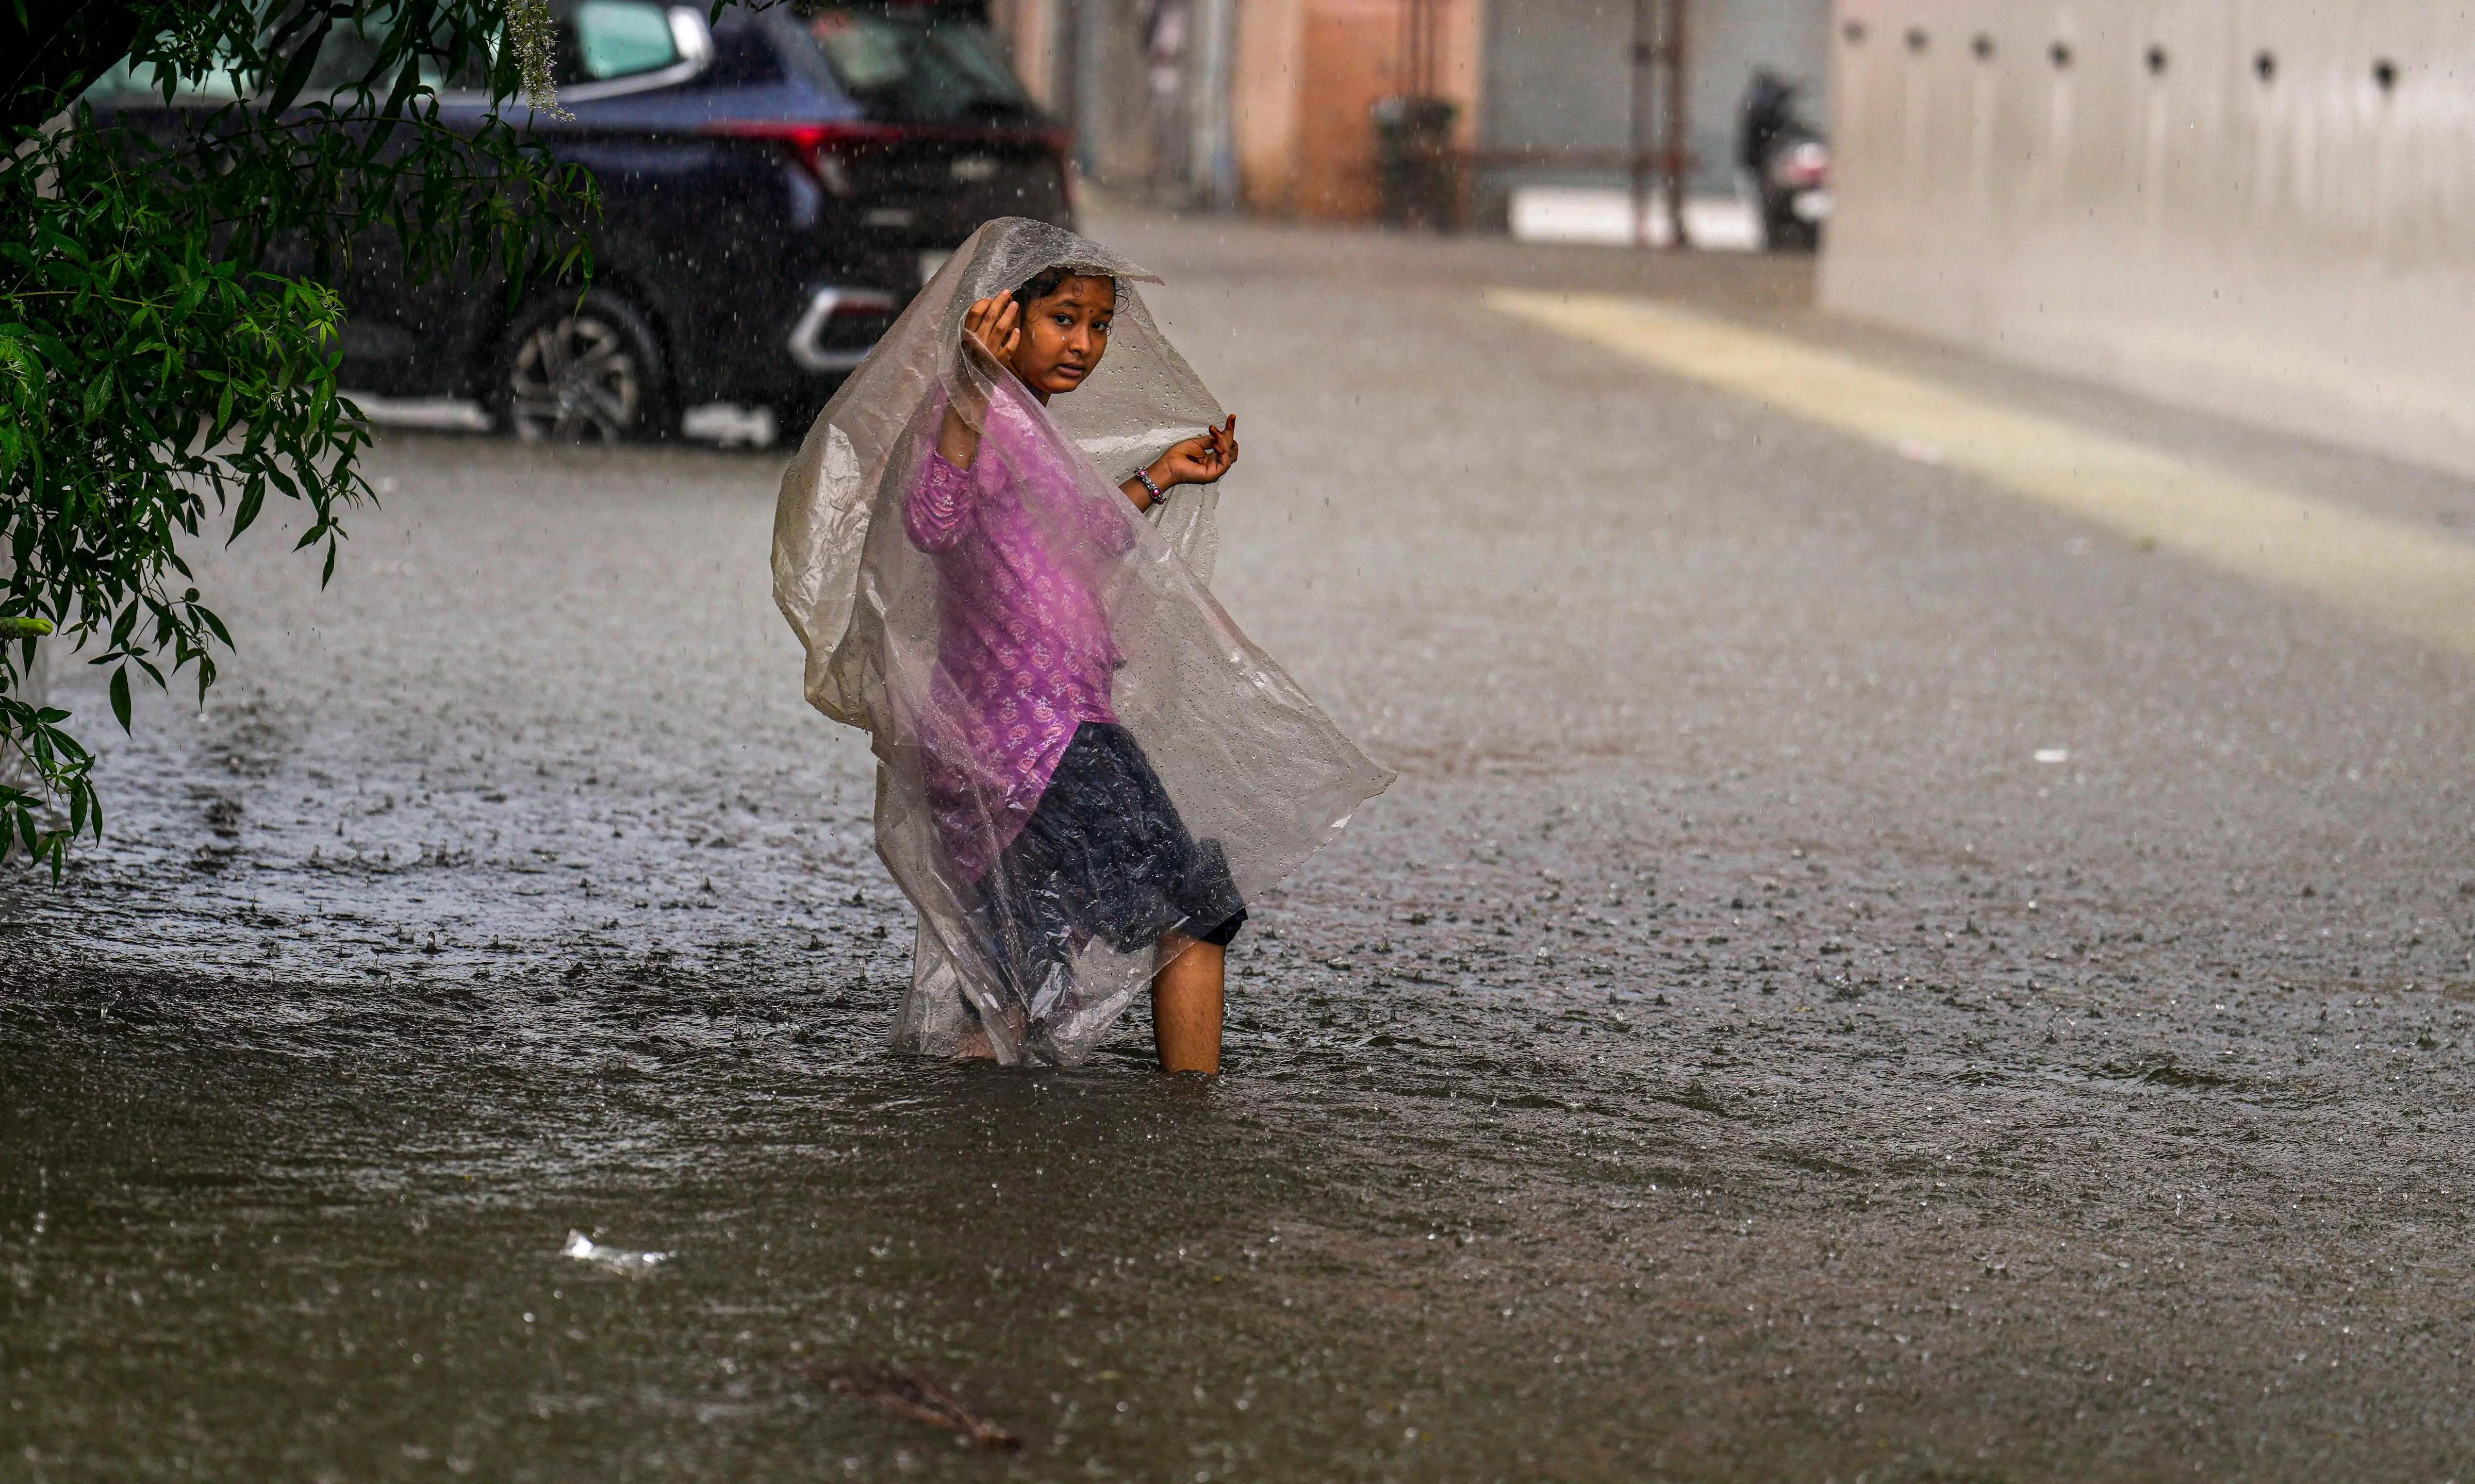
[8,210,2475,1481]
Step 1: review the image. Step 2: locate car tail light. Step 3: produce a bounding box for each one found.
[704,121,901,196]
[714,121,1081,216]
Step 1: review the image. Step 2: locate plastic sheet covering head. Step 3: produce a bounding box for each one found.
[774,218,1393,1066]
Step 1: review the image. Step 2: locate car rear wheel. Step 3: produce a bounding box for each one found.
[496,289,679,443]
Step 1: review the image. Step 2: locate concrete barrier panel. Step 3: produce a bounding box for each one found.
[1820,0,2475,480]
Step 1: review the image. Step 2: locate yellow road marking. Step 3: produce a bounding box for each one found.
[1488,288,2475,660]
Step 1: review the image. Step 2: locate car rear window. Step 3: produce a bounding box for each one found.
[87,18,504,106]
[85,5,681,107]
[83,58,247,104]
[83,43,481,106]
[564,1,684,83]
[787,4,1032,123]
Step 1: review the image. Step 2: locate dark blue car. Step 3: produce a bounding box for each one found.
[87,1,1071,440]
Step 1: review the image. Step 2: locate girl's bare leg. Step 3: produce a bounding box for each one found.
[1151,933,1225,1074]
[954,1002,1021,1062]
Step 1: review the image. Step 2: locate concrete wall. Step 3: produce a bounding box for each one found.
[1067,0,1159,184]
[1479,0,1833,201]
[1820,0,2475,480]
[992,0,1065,107]
[1230,0,1307,207]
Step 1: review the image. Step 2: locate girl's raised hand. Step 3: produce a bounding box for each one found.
[1147,415,1240,490]
[945,296,1022,465]
[962,295,1021,368]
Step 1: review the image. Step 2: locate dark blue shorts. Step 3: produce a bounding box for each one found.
[968,722,1246,1001]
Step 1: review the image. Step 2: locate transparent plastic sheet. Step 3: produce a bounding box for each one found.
[773,218,1393,1065]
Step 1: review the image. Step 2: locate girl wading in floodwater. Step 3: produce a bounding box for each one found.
[774,219,1390,1071]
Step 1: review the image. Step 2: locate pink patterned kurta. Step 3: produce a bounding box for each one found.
[904,391,1135,881]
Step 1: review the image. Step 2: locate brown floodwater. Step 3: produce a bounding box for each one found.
[8,213,2475,1481]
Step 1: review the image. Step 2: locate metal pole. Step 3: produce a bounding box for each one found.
[1664,0,1691,249]
[1056,0,1082,170]
[1401,0,1434,96]
[1431,0,1443,93]
[1071,0,1110,181]
[1630,0,1653,248]
[1189,0,1238,210]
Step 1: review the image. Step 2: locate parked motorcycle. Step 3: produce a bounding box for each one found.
[1738,70,1831,252]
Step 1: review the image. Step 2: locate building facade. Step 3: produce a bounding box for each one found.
[996,0,1832,224]
[1478,0,1828,216]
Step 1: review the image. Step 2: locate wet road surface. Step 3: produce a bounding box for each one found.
[7,208,2475,1481]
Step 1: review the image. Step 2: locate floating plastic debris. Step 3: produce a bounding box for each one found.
[561,1230,671,1272]
[798,1363,1022,1449]
[2034,748,2069,764]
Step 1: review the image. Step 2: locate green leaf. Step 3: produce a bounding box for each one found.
[265,13,337,116]
[0,15,592,877]
[230,478,267,540]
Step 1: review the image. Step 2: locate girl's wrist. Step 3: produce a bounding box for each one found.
[1135,464,1169,505]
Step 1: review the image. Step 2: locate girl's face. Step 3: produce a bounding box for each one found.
[1009,276,1115,398]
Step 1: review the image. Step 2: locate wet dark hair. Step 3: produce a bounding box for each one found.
[1011,264,1115,310]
